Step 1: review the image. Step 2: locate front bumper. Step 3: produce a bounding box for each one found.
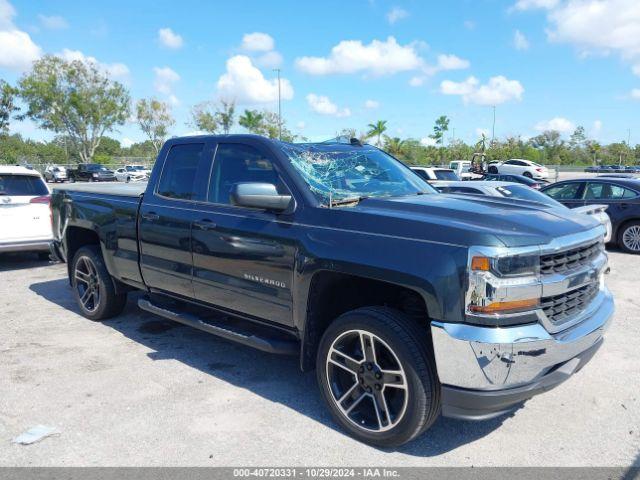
[431,286,614,420]
[0,239,52,253]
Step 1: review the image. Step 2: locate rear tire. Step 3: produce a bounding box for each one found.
[316,306,440,447]
[488,166,498,174]
[71,245,127,320]
[618,221,640,254]
[523,171,533,178]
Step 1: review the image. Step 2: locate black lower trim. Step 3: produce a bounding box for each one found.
[138,298,299,355]
[441,338,603,420]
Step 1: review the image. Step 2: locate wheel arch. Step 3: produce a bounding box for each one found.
[299,269,436,372]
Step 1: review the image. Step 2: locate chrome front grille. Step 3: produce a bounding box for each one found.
[540,241,601,275]
[541,282,599,324]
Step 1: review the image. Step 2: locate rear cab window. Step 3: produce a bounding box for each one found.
[156,143,206,200]
[0,175,48,196]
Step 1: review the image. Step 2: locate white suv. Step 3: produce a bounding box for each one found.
[0,166,52,259]
[488,159,549,179]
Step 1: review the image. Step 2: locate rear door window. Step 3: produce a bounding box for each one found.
[0,175,48,196]
[544,182,583,200]
[157,143,206,200]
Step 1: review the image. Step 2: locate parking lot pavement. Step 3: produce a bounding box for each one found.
[0,252,639,467]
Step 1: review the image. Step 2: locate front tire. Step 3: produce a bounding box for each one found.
[71,245,127,320]
[618,221,640,254]
[488,166,498,174]
[316,307,440,447]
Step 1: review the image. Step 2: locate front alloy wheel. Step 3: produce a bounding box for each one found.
[326,329,408,432]
[317,307,440,447]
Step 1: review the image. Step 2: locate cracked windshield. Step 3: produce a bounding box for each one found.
[282,143,433,205]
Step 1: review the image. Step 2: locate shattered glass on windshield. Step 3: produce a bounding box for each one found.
[281,144,431,205]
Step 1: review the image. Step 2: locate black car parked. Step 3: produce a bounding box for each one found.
[541,178,640,253]
[473,173,546,189]
[68,163,117,182]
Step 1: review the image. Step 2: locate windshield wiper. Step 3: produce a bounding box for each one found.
[328,195,368,207]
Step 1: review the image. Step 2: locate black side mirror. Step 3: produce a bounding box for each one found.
[230,183,292,211]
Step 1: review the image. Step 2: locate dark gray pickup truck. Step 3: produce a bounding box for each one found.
[51,135,614,447]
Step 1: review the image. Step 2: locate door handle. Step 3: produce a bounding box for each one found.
[142,212,159,221]
[194,219,217,230]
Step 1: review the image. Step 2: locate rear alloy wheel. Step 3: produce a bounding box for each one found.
[619,221,640,254]
[71,245,127,320]
[317,307,440,447]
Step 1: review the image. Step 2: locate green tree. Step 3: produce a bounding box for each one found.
[189,102,218,133]
[136,98,174,154]
[0,80,19,134]
[18,55,130,163]
[430,115,450,146]
[217,100,235,134]
[238,109,264,134]
[383,136,406,157]
[569,126,586,150]
[366,120,387,146]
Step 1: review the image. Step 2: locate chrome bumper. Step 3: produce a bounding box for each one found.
[431,286,614,391]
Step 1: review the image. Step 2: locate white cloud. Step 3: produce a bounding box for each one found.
[440,75,524,105]
[38,14,68,30]
[510,0,559,11]
[121,137,135,148]
[387,7,409,24]
[158,28,183,49]
[241,32,274,52]
[631,89,640,100]
[296,121,306,130]
[58,49,129,78]
[153,66,180,97]
[437,54,470,70]
[255,50,283,68]
[364,99,379,109]
[464,20,476,30]
[216,55,293,104]
[513,30,530,50]
[422,54,471,76]
[0,0,41,71]
[306,94,351,117]
[592,120,603,135]
[420,137,437,146]
[515,0,640,74]
[295,36,423,76]
[633,64,640,76]
[534,117,575,133]
[409,76,425,87]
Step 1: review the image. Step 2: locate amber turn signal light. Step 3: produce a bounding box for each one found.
[471,256,491,271]
[469,298,539,314]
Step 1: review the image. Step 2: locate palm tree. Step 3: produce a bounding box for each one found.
[239,109,264,134]
[367,120,387,146]
[383,136,405,157]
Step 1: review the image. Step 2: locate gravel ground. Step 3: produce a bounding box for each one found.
[0,250,638,467]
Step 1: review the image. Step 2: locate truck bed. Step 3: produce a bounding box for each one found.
[51,181,145,288]
[52,182,147,197]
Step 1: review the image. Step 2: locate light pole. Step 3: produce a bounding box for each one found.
[491,106,496,145]
[273,68,282,139]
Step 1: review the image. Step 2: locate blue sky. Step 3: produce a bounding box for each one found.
[1,0,638,146]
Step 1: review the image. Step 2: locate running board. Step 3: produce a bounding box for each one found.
[137,298,298,355]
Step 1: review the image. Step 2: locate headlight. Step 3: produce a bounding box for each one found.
[472,253,539,277]
[466,249,542,326]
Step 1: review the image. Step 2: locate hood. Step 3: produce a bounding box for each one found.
[349,193,600,248]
